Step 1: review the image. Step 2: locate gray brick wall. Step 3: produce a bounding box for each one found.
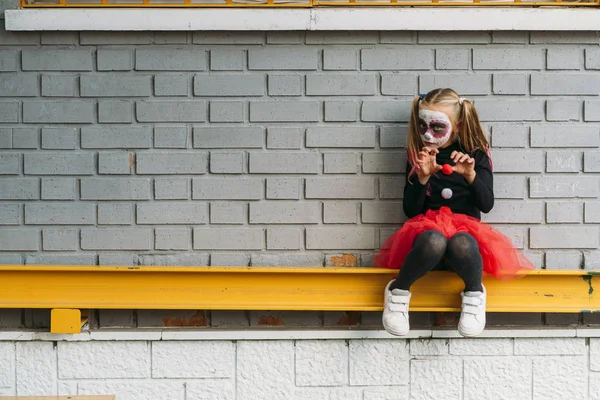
[0,26,599,275]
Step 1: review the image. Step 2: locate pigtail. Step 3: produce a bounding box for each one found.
[459,99,493,170]
[406,96,423,180]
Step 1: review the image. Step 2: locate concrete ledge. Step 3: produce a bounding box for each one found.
[6,8,600,31]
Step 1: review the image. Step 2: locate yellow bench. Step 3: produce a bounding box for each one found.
[0,266,597,334]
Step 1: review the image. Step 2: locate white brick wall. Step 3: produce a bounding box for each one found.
[0,337,597,399]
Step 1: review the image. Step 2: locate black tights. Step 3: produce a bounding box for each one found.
[390,230,483,292]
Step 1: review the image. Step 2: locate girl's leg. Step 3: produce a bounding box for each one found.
[390,230,447,291]
[445,232,483,292]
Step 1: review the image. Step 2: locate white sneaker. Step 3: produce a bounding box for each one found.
[382,280,411,336]
[458,284,487,337]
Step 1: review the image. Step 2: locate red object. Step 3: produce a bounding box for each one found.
[441,164,453,175]
[373,206,535,279]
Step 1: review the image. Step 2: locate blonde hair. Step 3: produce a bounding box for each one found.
[407,88,491,178]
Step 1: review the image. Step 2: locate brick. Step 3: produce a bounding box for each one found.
[419,31,490,43]
[42,229,77,251]
[362,100,412,122]
[98,309,135,325]
[98,101,133,124]
[193,178,262,200]
[210,151,244,174]
[491,124,528,148]
[22,49,92,71]
[155,178,189,200]
[0,229,38,251]
[155,228,190,251]
[97,49,133,71]
[0,128,10,148]
[78,380,184,400]
[585,101,600,121]
[251,202,319,224]
[248,48,318,70]
[193,127,263,149]
[531,74,600,95]
[209,101,244,123]
[16,343,56,396]
[250,101,319,122]
[381,73,417,96]
[0,254,21,265]
[25,203,95,225]
[193,32,265,44]
[237,341,294,400]
[210,202,245,225]
[533,357,586,400]
[268,74,302,96]
[295,340,348,387]
[379,177,405,199]
[24,154,93,175]
[138,254,208,267]
[545,251,582,270]
[267,177,300,200]
[267,127,303,149]
[324,153,359,174]
[464,358,532,400]
[307,127,375,148]
[307,32,378,44]
[0,204,19,225]
[474,99,544,121]
[136,48,206,71]
[136,101,207,122]
[193,228,263,250]
[586,202,600,223]
[81,75,151,97]
[210,254,249,267]
[547,48,581,70]
[0,50,18,71]
[323,202,358,224]
[530,226,598,248]
[586,48,600,70]
[0,102,18,123]
[13,127,38,149]
[307,177,375,199]
[41,128,77,150]
[23,101,93,124]
[152,341,234,378]
[531,32,599,44]
[546,151,582,173]
[421,74,491,95]
[306,228,375,250]
[0,74,38,97]
[473,49,543,70]
[0,153,18,174]
[586,152,600,172]
[546,100,580,122]
[592,339,600,371]
[362,202,405,224]
[492,226,526,249]
[323,49,357,71]
[138,203,207,224]
[187,380,235,400]
[349,340,408,385]
[449,338,512,355]
[41,75,77,97]
[267,32,305,44]
[436,49,469,70]
[530,176,598,198]
[195,75,264,97]
[325,100,358,122]
[267,228,302,250]
[363,152,406,173]
[98,204,132,225]
[25,254,94,266]
[361,49,432,70]
[493,73,528,95]
[0,178,38,200]
[306,74,377,96]
[210,49,243,71]
[137,152,207,175]
[81,178,150,200]
[547,201,583,224]
[81,229,152,250]
[154,75,189,97]
[380,125,408,148]
[411,360,462,400]
[80,32,154,45]
[250,152,319,174]
[155,126,188,148]
[364,388,410,400]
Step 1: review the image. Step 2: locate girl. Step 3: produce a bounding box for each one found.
[375,88,534,337]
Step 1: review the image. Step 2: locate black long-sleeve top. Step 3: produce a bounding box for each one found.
[403,141,494,220]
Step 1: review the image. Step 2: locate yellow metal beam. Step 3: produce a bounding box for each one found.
[50,308,81,334]
[0,266,598,313]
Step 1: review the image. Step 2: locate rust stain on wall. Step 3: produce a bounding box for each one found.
[129,153,133,170]
[330,254,358,267]
[337,311,360,326]
[162,311,207,327]
[258,315,284,326]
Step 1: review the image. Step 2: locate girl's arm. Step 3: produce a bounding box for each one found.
[403,162,427,218]
[468,151,494,213]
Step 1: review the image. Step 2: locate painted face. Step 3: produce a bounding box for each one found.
[418,109,453,149]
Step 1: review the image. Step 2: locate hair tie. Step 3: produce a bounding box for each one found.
[459,97,467,105]
[419,94,425,101]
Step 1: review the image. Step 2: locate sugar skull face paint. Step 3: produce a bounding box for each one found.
[418,109,453,149]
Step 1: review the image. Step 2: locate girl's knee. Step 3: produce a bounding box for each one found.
[448,232,479,259]
[415,230,447,256]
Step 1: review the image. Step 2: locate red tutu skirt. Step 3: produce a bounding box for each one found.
[374,206,535,279]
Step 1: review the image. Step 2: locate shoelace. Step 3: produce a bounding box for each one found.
[462,295,483,315]
[387,294,409,312]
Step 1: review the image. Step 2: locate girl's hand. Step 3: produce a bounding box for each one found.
[416,147,442,184]
[450,150,476,183]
